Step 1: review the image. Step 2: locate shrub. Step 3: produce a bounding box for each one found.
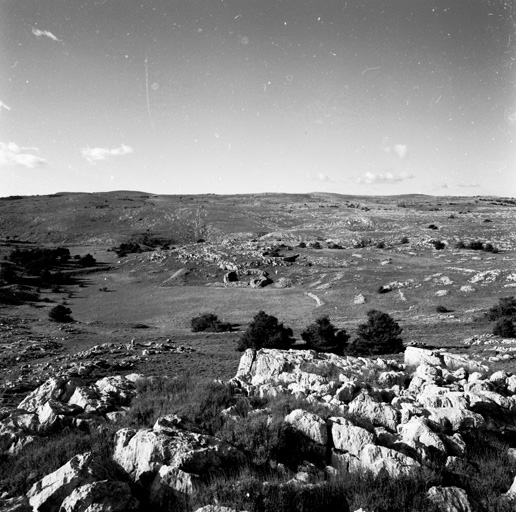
[78,254,96,267]
[493,318,516,338]
[237,311,294,351]
[428,224,438,230]
[455,240,466,249]
[431,240,445,250]
[400,236,409,244]
[485,297,516,321]
[436,305,452,313]
[375,241,385,249]
[191,313,232,333]
[467,240,484,250]
[48,305,73,322]
[483,243,498,253]
[350,310,404,356]
[300,316,349,355]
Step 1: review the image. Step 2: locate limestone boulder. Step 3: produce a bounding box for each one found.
[330,417,375,456]
[284,409,327,445]
[348,392,399,431]
[426,407,485,433]
[359,444,420,478]
[36,400,83,432]
[113,419,245,484]
[27,452,100,512]
[426,486,473,512]
[18,378,78,413]
[398,416,446,455]
[59,480,139,512]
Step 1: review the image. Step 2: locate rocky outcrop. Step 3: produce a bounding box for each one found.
[113,415,245,510]
[59,480,139,512]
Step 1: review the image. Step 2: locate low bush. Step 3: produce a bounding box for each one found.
[493,317,516,338]
[350,310,404,356]
[436,305,452,313]
[301,316,349,355]
[431,240,445,250]
[466,240,484,250]
[375,241,385,249]
[191,313,232,333]
[237,311,294,351]
[48,305,73,322]
[399,236,409,244]
[485,297,516,321]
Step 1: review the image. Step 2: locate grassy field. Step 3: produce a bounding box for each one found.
[1,192,515,388]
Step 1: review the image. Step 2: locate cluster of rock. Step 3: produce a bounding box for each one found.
[4,346,516,511]
[2,340,194,407]
[463,334,516,363]
[229,347,516,509]
[0,373,143,457]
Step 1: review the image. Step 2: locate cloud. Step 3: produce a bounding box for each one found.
[383,143,408,159]
[317,172,330,181]
[0,142,47,168]
[81,144,134,164]
[357,170,414,185]
[0,102,11,112]
[457,182,480,188]
[32,28,63,43]
[393,144,408,159]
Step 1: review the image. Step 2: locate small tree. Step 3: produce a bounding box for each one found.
[237,311,294,351]
[191,313,231,333]
[485,297,516,321]
[351,310,404,356]
[301,316,349,355]
[48,305,73,323]
[493,318,515,338]
[78,254,96,267]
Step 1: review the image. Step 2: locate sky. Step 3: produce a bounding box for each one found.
[1,0,515,197]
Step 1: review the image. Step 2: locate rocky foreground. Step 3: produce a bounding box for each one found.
[1,347,516,511]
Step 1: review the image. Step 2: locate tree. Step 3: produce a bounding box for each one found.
[485,297,516,321]
[78,254,96,267]
[301,316,349,355]
[48,305,73,323]
[351,310,404,356]
[237,311,294,351]
[493,318,515,338]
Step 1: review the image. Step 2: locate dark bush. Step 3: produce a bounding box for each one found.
[493,318,516,338]
[350,310,404,356]
[399,236,409,244]
[455,241,466,249]
[237,311,294,351]
[428,224,439,230]
[483,243,498,253]
[48,305,73,322]
[78,254,96,267]
[467,240,484,251]
[436,305,452,313]
[375,241,385,249]
[191,313,232,333]
[301,316,349,355]
[431,240,445,250]
[485,297,516,321]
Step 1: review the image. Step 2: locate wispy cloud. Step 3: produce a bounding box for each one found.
[457,182,480,188]
[357,170,414,185]
[81,144,134,164]
[0,142,47,168]
[383,143,408,159]
[32,28,63,43]
[317,172,330,182]
[0,102,11,113]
